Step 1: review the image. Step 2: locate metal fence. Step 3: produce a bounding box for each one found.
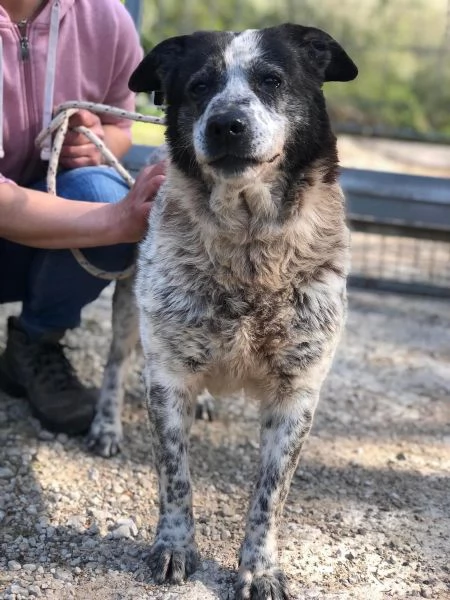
[351,233,450,295]
[343,168,450,298]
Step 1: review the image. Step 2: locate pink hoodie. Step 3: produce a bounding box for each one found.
[0,0,143,186]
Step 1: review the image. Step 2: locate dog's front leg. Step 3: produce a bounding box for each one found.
[146,376,200,584]
[236,388,318,600]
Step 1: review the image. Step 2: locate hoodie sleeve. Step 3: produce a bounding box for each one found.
[0,173,15,185]
[99,3,144,135]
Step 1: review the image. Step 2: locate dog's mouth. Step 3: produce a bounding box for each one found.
[207,153,280,173]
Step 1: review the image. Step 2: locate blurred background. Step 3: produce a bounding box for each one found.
[130,0,450,179]
[124,0,450,297]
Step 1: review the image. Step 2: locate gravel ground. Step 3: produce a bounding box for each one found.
[0,288,449,600]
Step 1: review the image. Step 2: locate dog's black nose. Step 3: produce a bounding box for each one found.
[205,110,252,162]
[205,111,250,150]
[206,113,247,141]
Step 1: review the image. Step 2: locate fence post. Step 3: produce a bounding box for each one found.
[124,0,143,31]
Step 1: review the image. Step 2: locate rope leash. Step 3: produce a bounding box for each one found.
[35,101,165,280]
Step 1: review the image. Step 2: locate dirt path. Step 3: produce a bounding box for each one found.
[338,135,450,177]
[1,289,449,599]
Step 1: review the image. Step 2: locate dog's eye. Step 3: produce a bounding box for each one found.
[261,74,282,89]
[309,40,328,53]
[189,81,209,97]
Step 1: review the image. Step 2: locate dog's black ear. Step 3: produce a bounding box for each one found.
[129,35,190,94]
[278,24,358,82]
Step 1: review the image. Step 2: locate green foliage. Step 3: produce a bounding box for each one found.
[136,0,450,140]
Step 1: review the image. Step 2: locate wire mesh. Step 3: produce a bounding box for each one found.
[351,232,450,293]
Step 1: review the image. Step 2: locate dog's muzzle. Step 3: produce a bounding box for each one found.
[205,109,255,170]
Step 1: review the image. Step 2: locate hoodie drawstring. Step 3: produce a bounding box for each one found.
[40,0,60,161]
[0,35,4,159]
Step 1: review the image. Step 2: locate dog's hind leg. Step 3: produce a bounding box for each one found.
[195,388,216,422]
[236,383,320,600]
[87,276,139,457]
[145,371,200,584]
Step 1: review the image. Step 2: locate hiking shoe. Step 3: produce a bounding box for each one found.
[0,317,96,435]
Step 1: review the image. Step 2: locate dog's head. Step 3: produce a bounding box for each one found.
[130,25,357,184]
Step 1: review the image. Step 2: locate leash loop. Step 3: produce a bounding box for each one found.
[36,101,165,280]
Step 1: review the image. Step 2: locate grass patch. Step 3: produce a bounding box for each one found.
[131,121,165,146]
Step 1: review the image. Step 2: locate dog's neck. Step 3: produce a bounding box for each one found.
[168,127,340,234]
[168,167,286,241]
[208,177,289,230]
[171,148,337,234]
[164,154,348,291]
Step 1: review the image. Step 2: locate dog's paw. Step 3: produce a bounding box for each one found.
[195,389,216,422]
[86,419,123,458]
[148,540,200,584]
[235,569,291,600]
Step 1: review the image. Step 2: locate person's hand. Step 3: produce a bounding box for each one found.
[110,161,167,243]
[60,110,105,169]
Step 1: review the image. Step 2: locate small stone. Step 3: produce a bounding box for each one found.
[211,530,220,541]
[68,490,81,502]
[82,537,98,549]
[0,467,14,478]
[38,429,55,441]
[56,433,69,444]
[54,568,73,581]
[23,563,37,572]
[88,468,99,481]
[113,517,138,537]
[46,526,56,538]
[111,524,133,539]
[8,559,22,570]
[10,583,28,595]
[420,589,432,599]
[290,506,303,515]
[219,504,233,517]
[345,552,355,560]
[28,585,42,597]
[396,452,406,461]
[86,523,100,536]
[66,515,86,531]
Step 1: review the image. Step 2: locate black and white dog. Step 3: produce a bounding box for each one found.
[89,24,357,599]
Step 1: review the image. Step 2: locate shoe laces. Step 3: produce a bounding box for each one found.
[28,340,83,392]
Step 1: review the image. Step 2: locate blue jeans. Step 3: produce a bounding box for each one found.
[0,167,134,339]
